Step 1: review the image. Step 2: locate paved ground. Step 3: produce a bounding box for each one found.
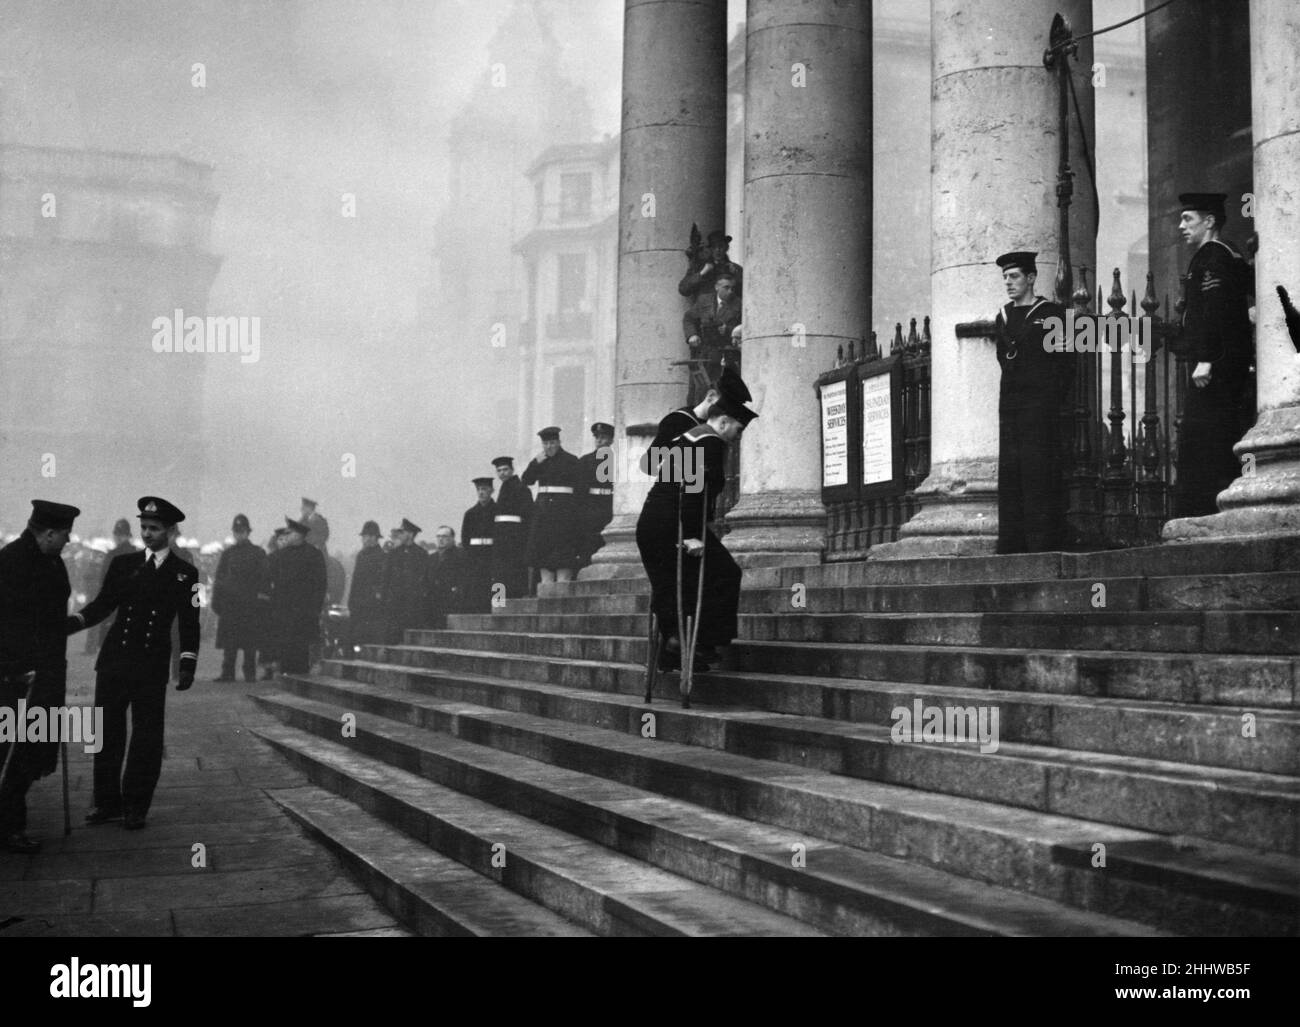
[0,647,412,937]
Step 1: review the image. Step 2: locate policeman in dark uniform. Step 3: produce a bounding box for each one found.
[461,479,496,613]
[212,513,267,683]
[382,518,428,643]
[993,251,1073,554]
[69,496,200,830]
[636,380,756,672]
[490,457,533,602]
[575,422,615,568]
[0,500,80,852]
[347,521,387,648]
[522,427,584,584]
[267,516,328,674]
[1173,192,1256,517]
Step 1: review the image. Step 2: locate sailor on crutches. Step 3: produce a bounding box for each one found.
[636,367,756,704]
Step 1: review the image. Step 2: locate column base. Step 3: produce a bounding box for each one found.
[868,459,999,560]
[720,489,825,566]
[1162,405,1300,541]
[580,512,646,579]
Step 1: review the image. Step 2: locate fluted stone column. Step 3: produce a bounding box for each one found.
[1163,0,1300,540]
[871,0,1094,560]
[586,0,728,578]
[721,0,871,562]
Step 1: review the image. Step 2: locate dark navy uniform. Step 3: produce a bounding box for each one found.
[491,462,533,601]
[640,407,701,478]
[522,434,583,572]
[267,523,327,674]
[636,391,753,659]
[576,440,614,567]
[86,525,135,654]
[382,532,429,643]
[993,252,1073,554]
[0,502,80,847]
[73,497,200,824]
[461,488,497,614]
[212,517,267,681]
[424,544,468,629]
[1175,237,1254,517]
[347,523,387,647]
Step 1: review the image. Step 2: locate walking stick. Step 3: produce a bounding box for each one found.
[61,740,71,836]
[643,608,657,704]
[680,483,709,710]
[674,489,686,696]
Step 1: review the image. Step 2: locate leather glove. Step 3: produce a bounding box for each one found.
[176,656,197,692]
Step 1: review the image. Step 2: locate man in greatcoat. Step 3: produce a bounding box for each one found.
[424,526,468,630]
[0,500,80,852]
[68,496,200,830]
[490,457,533,602]
[382,518,428,643]
[266,517,327,675]
[211,513,267,683]
[460,480,496,614]
[346,520,387,649]
[522,426,583,584]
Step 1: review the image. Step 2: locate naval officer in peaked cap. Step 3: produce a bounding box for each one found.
[69,496,200,830]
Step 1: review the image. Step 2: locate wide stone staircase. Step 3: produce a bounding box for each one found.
[250,537,1300,936]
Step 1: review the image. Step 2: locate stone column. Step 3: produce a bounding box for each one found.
[1164,0,1300,540]
[871,0,1094,560]
[721,0,872,563]
[586,0,728,578]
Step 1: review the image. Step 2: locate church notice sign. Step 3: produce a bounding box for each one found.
[820,378,850,488]
[861,370,894,486]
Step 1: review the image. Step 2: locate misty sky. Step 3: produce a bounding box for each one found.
[1,0,624,545]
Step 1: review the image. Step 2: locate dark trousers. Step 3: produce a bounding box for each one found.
[280,642,310,674]
[636,499,742,648]
[998,405,1065,554]
[93,671,167,817]
[0,681,35,834]
[220,647,258,681]
[1175,375,1248,518]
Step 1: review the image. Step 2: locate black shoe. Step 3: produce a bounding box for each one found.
[2,832,40,854]
[85,807,123,826]
[123,812,147,830]
[695,645,718,662]
[656,637,681,672]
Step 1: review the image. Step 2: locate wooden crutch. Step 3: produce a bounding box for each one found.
[679,483,709,709]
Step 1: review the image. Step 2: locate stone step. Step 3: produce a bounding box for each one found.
[449,610,1300,655]
[254,688,1166,937]
[299,663,1299,854]
[531,572,1300,614]
[320,654,1300,775]
[377,635,1300,711]
[266,784,594,936]
[253,719,823,937]
[260,676,1298,935]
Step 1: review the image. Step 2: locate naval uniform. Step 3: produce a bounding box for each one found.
[635,422,742,648]
[491,477,533,601]
[75,548,200,821]
[460,500,496,613]
[267,541,327,674]
[522,447,583,571]
[212,538,268,681]
[347,545,387,646]
[640,407,702,478]
[0,530,73,838]
[1175,238,1255,517]
[995,296,1073,553]
[576,447,614,566]
[382,542,429,643]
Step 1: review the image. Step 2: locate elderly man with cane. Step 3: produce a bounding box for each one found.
[0,500,81,853]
